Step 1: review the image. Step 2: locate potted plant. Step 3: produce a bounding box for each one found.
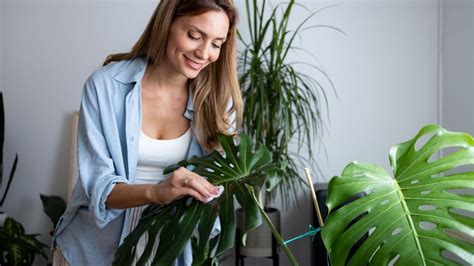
[0,92,18,225]
[321,124,473,265]
[0,217,48,265]
[236,0,342,260]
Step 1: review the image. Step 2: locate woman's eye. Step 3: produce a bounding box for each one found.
[188,33,199,40]
[212,43,221,49]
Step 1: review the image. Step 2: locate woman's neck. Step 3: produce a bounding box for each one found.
[143,60,188,93]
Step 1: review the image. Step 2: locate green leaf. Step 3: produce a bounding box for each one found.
[40,194,66,228]
[234,187,261,246]
[192,202,219,265]
[322,124,474,265]
[114,133,287,265]
[3,217,24,236]
[0,217,47,265]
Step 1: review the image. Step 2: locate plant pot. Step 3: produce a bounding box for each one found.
[236,207,281,258]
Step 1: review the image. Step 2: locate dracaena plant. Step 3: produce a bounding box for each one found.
[113,134,298,265]
[238,0,343,207]
[322,125,474,265]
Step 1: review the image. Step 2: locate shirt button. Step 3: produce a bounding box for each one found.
[131,136,134,143]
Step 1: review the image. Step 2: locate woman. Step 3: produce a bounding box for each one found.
[52,0,242,265]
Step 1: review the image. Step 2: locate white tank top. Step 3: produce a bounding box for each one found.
[134,127,192,184]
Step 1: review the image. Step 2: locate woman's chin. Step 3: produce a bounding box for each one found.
[182,69,201,79]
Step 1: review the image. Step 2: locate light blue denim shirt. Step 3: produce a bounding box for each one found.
[53,57,223,265]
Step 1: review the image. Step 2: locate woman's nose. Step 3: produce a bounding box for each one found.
[194,43,210,60]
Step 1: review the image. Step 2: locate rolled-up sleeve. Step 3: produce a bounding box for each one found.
[77,76,129,228]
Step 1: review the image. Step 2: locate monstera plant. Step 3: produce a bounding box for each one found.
[322,125,474,265]
[113,134,297,265]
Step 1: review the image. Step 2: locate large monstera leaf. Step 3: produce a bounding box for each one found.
[113,134,284,266]
[322,125,474,265]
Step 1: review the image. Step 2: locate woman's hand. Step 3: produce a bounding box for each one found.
[151,167,220,205]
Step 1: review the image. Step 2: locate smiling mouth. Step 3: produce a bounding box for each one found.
[184,55,204,70]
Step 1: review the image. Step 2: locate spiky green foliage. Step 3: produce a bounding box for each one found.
[322,125,474,265]
[113,134,296,265]
[238,0,343,207]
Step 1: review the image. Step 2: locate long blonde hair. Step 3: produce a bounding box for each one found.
[104,0,242,151]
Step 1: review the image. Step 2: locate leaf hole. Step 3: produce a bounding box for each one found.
[441,250,471,265]
[418,205,437,211]
[344,211,369,233]
[185,198,193,206]
[449,208,474,219]
[229,163,235,168]
[170,207,177,216]
[220,173,225,177]
[414,131,436,151]
[444,228,474,245]
[420,190,432,195]
[368,242,384,263]
[331,191,368,213]
[380,199,390,205]
[410,179,420,184]
[205,168,215,173]
[213,161,222,167]
[445,188,474,196]
[427,146,465,164]
[368,226,376,236]
[387,254,400,266]
[419,221,437,231]
[233,136,240,146]
[442,165,474,176]
[391,228,402,236]
[346,227,371,265]
[236,151,240,158]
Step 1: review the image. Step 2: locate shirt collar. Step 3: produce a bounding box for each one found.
[113,57,147,84]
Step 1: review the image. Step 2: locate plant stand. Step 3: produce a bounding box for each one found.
[235,208,280,265]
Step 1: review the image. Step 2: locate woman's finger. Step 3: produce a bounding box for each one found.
[184,170,218,194]
[185,177,212,199]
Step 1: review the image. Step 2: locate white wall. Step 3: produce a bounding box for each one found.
[442,0,474,136]
[0,0,450,265]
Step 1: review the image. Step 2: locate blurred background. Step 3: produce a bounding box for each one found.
[1,0,472,265]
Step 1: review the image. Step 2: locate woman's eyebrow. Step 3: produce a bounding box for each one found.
[187,25,227,41]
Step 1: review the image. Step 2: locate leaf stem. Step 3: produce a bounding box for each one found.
[248,186,299,265]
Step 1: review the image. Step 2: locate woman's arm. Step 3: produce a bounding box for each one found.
[106,167,220,208]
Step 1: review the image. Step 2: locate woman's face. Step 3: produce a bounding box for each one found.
[165,10,230,79]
